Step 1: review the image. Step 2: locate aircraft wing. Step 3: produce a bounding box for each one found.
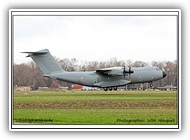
[94,79,131,88]
[96,67,123,76]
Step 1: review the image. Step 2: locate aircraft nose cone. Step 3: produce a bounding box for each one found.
[163,71,166,78]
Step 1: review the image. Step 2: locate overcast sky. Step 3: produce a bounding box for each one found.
[14,15,177,64]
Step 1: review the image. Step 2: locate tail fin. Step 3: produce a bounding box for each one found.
[22,49,64,74]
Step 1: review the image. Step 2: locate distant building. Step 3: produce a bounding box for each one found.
[72,84,83,90]
[82,86,99,91]
[156,85,177,91]
[38,86,68,91]
[15,86,31,91]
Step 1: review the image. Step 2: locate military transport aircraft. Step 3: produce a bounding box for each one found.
[22,49,166,91]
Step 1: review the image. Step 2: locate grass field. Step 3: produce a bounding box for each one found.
[13,90,178,125]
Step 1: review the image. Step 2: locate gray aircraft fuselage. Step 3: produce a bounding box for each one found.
[23,49,166,91]
[45,67,165,87]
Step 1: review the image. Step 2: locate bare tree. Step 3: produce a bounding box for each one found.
[133,61,149,67]
[151,60,177,87]
[13,58,177,89]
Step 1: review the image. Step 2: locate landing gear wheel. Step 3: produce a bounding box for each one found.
[113,87,117,90]
[103,88,108,91]
[109,87,112,91]
[150,83,153,88]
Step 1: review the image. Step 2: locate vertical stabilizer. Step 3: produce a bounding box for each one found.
[22,49,64,74]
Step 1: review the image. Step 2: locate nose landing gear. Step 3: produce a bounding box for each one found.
[150,82,153,88]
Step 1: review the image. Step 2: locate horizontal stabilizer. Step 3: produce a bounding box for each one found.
[22,49,49,57]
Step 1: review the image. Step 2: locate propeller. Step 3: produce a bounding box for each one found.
[123,65,134,81]
[123,65,126,79]
[128,67,134,81]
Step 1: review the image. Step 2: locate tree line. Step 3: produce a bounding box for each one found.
[13,57,177,89]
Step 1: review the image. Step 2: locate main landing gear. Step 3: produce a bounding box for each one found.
[103,87,117,91]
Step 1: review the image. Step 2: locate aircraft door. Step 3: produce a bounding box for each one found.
[151,70,156,81]
[139,76,142,82]
[93,78,97,84]
[152,75,154,81]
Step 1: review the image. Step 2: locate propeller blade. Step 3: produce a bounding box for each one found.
[123,65,134,80]
[123,65,125,79]
[128,67,134,81]
[129,67,131,81]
